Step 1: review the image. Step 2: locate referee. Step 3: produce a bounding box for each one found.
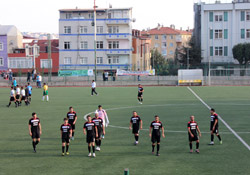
[91,80,98,96]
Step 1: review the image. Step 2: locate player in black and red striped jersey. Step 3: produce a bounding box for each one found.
[129,111,143,145]
[187,116,201,153]
[28,112,42,153]
[84,115,98,157]
[92,113,105,151]
[60,118,72,156]
[66,107,77,140]
[209,108,222,145]
[149,115,165,156]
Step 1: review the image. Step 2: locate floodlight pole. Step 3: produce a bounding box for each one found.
[208,54,211,86]
[187,48,190,69]
[94,0,97,81]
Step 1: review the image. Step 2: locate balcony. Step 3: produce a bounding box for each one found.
[106,34,130,40]
[106,18,130,25]
[106,49,131,55]
[176,36,182,43]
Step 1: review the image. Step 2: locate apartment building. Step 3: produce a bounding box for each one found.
[132,29,151,71]
[59,8,133,72]
[194,0,250,64]
[142,25,192,61]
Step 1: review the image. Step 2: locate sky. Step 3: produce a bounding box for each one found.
[0,0,233,33]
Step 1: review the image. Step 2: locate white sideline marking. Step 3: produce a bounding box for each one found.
[187,87,250,151]
[83,105,250,135]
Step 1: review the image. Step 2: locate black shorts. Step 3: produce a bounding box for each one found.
[132,127,139,134]
[29,94,32,97]
[62,137,70,143]
[21,96,26,101]
[86,135,95,143]
[16,95,20,100]
[188,134,199,142]
[10,97,15,101]
[151,134,161,143]
[95,128,102,139]
[210,125,219,134]
[138,93,143,98]
[31,131,40,139]
[69,123,75,130]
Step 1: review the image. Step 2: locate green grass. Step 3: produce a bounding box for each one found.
[0,86,250,175]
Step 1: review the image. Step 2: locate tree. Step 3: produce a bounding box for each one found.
[150,49,168,75]
[176,36,202,67]
[232,43,250,75]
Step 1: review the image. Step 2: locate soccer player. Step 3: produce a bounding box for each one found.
[25,85,30,105]
[149,115,165,156]
[60,118,72,156]
[27,83,32,103]
[42,83,49,102]
[15,85,21,106]
[83,115,98,157]
[28,112,42,153]
[7,86,17,108]
[95,105,109,139]
[137,84,144,104]
[12,78,17,90]
[129,111,143,145]
[209,108,222,145]
[66,107,77,140]
[92,113,105,151]
[91,80,98,96]
[187,116,201,153]
[20,86,27,106]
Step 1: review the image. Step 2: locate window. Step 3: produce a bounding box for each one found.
[123,11,129,18]
[64,57,72,64]
[210,29,213,39]
[215,30,223,39]
[210,47,213,56]
[89,13,94,19]
[79,26,88,33]
[40,59,52,68]
[155,35,159,40]
[162,35,167,40]
[215,15,223,22]
[108,26,119,33]
[114,11,122,18]
[108,13,112,19]
[215,47,223,56]
[209,12,213,22]
[79,57,88,64]
[247,29,250,38]
[108,41,119,49]
[96,41,104,49]
[169,51,174,55]
[224,46,228,56]
[0,42,3,51]
[97,26,104,34]
[224,12,228,22]
[0,57,3,66]
[162,50,167,56]
[108,56,119,64]
[224,29,228,39]
[154,43,159,48]
[247,12,250,21]
[80,41,88,49]
[241,29,245,39]
[8,57,33,68]
[97,57,103,64]
[64,42,71,49]
[169,43,174,47]
[64,26,71,34]
[241,11,245,21]
[66,13,72,19]
[170,35,174,39]
[162,42,167,47]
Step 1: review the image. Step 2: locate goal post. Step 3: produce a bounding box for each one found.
[178,69,203,86]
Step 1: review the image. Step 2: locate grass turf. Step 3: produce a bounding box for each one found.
[0,86,250,175]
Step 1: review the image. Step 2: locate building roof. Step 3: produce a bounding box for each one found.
[59,8,132,12]
[141,27,192,36]
[29,39,59,53]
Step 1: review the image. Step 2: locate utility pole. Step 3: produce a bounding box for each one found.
[94,0,97,81]
[187,48,190,69]
[47,34,52,82]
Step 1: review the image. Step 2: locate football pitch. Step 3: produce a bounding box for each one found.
[1,86,250,175]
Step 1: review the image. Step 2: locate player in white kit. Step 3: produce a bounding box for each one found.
[7,86,17,108]
[20,86,27,106]
[95,105,109,138]
[15,85,21,106]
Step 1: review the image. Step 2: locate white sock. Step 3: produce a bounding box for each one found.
[47,96,49,101]
[42,96,45,101]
